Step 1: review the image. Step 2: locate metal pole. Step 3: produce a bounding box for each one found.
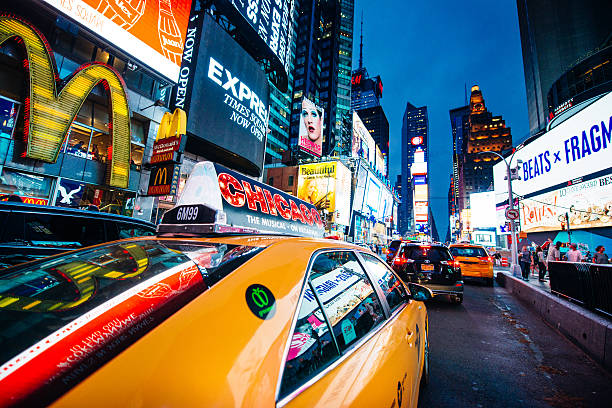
[566,212,571,244]
[506,161,521,277]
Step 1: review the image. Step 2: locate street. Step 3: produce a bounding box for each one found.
[418,277,612,408]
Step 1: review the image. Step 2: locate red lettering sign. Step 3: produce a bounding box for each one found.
[241,181,269,214]
[300,204,313,225]
[274,194,291,220]
[311,208,323,227]
[263,189,278,216]
[218,173,246,207]
[290,199,304,223]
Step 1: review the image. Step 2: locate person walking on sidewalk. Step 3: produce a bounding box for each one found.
[536,246,547,281]
[566,244,583,262]
[519,245,533,280]
[547,241,561,262]
[592,245,610,264]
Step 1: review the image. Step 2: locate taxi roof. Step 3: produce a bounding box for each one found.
[449,243,486,248]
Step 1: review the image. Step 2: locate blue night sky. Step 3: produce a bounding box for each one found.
[352,0,529,239]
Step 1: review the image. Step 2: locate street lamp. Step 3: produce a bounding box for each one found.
[477,147,523,277]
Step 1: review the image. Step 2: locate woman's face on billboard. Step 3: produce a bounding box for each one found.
[301,100,322,141]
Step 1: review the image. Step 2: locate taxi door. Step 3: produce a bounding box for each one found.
[277,250,423,408]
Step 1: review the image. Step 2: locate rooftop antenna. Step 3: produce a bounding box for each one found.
[464,83,468,106]
[359,11,363,69]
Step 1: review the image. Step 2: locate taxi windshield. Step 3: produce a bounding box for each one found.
[449,246,488,257]
[401,246,452,261]
[0,239,261,405]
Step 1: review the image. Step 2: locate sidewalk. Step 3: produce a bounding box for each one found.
[495,268,612,371]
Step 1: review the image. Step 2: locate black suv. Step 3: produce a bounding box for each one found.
[0,202,156,268]
[387,241,464,304]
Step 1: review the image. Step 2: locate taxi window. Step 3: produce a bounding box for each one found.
[359,253,408,313]
[0,240,260,406]
[279,290,339,399]
[309,251,385,352]
[449,246,488,257]
[402,246,452,261]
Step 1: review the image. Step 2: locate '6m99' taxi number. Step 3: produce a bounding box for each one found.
[176,206,199,221]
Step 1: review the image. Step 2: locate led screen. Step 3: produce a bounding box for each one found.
[40,0,192,82]
[469,191,496,229]
[494,92,612,198]
[298,97,324,157]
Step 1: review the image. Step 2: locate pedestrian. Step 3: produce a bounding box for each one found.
[535,246,546,281]
[592,245,610,264]
[566,244,583,262]
[519,245,532,280]
[547,241,561,262]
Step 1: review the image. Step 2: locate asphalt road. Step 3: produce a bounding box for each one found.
[418,278,612,408]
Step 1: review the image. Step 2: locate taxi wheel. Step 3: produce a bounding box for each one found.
[453,294,463,304]
[485,278,494,287]
[420,333,430,389]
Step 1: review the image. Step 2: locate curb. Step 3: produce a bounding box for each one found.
[496,271,612,371]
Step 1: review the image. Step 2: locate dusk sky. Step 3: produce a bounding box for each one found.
[352,0,529,239]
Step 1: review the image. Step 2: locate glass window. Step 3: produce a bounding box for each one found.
[288,175,294,186]
[279,291,339,399]
[89,130,111,163]
[268,177,274,185]
[0,169,53,199]
[359,253,408,313]
[0,96,19,139]
[93,103,109,131]
[0,240,260,400]
[23,214,105,248]
[449,246,488,258]
[310,251,385,352]
[131,119,146,145]
[65,123,92,159]
[402,246,452,262]
[76,101,93,127]
[116,222,155,239]
[73,36,94,61]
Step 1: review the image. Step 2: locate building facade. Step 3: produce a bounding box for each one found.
[399,102,429,235]
[516,0,610,137]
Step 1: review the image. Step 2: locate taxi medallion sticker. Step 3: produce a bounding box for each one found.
[246,284,276,320]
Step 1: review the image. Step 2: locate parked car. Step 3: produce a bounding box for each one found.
[0,201,156,268]
[448,244,494,286]
[387,242,464,304]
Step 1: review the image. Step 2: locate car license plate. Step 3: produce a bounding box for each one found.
[421,264,434,271]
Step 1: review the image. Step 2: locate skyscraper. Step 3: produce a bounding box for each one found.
[516,0,610,137]
[289,0,354,158]
[449,104,470,218]
[399,102,429,235]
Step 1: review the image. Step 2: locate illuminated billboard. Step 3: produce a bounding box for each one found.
[469,191,496,229]
[519,172,612,232]
[494,91,612,198]
[213,0,294,91]
[297,161,351,226]
[352,111,376,164]
[298,97,324,157]
[351,164,394,223]
[414,185,428,201]
[181,14,269,176]
[39,0,192,82]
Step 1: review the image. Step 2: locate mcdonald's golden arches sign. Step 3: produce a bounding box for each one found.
[0,15,131,188]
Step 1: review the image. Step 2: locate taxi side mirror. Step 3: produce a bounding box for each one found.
[408,283,433,301]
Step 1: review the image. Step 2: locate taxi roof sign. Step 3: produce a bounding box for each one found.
[159,162,325,238]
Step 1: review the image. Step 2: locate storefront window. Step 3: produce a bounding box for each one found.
[76,101,93,126]
[0,96,19,139]
[93,103,109,131]
[90,130,110,164]
[0,169,53,201]
[79,185,135,215]
[131,119,146,145]
[65,123,92,159]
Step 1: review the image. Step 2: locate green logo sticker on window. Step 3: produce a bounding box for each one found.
[246,284,276,320]
[341,319,357,344]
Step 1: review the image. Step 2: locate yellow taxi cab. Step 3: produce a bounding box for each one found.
[0,162,432,407]
[448,243,494,286]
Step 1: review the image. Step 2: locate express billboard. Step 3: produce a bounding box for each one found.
[297,161,351,226]
[180,14,269,176]
[469,191,496,229]
[298,97,324,157]
[519,173,612,233]
[494,92,612,198]
[40,0,192,82]
[212,0,294,91]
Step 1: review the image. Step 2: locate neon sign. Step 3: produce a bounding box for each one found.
[0,15,131,188]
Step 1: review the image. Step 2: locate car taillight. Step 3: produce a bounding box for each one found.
[453,260,461,268]
[393,257,413,265]
[479,256,492,263]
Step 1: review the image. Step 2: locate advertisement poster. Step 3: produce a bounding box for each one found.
[494,92,612,198]
[519,173,612,232]
[297,162,350,226]
[469,191,496,229]
[55,179,85,207]
[352,111,374,163]
[40,0,192,82]
[298,97,324,157]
